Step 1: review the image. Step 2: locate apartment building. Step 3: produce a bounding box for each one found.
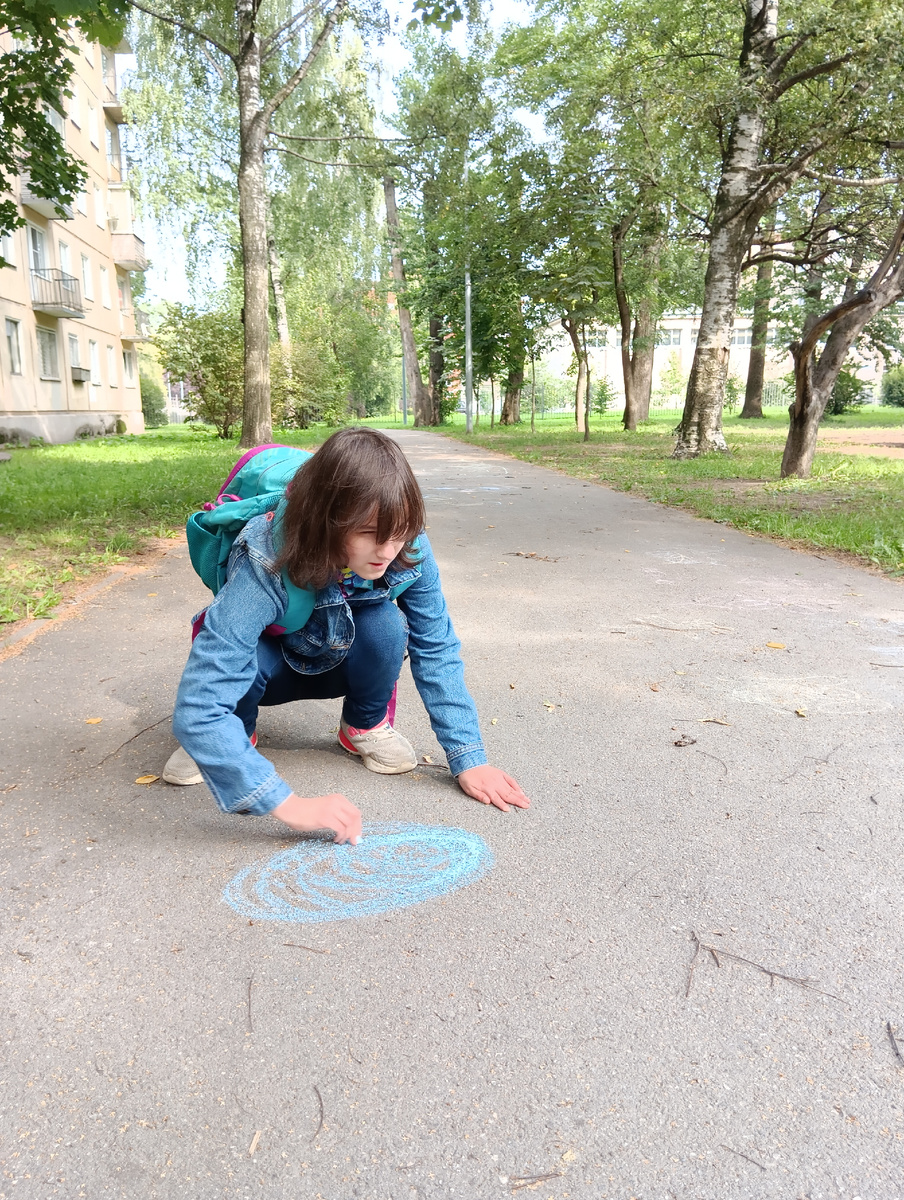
[0,27,147,444]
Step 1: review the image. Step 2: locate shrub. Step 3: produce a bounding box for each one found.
[823,368,871,417]
[881,364,904,407]
[139,373,167,427]
[593,376,618,416]
[153,304,244,439]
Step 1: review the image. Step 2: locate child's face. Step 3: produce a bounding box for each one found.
[343,525,406,580]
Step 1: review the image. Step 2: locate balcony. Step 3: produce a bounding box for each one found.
[30,269,86,318]
[111,231,148,272]
[103,85,126,125]
[21,181,73,221]
[121,306,150,342]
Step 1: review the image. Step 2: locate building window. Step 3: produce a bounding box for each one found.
[94,185,105,228]
[123,348,135,385]
[691,328,699,344]
[28,225,47,273]
[100,265,111,308]
[88,104,99,148]
[45,104,65,138]
[58,240,71,276]
[5,319,23,375]
[77,189,88,216]
[37,327,60,379]
[89,339,101,386]
[614,331,623,348]
[106,344,118,386]
[68,333,81,366]
[69,81,81,126]
[83,39,94,67]
[0,229,15,265]
[81,254,93,300]
[731,327,753,346]
[657,328,681,347]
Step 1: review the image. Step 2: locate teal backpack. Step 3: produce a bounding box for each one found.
[186,443,421,638]
[186,444,316,636]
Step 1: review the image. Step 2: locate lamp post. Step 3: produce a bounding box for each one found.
[464,152,473,434]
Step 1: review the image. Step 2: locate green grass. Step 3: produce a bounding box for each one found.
[0,424,327,626]
[437,405,904,577]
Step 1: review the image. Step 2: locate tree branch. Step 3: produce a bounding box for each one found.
[261,1,318,57]
[262,0,346,125]
[772,52,856,100]
[802,168,904,188]
[270,130,413,144]
[267,144,383,169]
[129,0,236,61]
[767,30,816,81]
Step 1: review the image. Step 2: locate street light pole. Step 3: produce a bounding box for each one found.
[401,345,408,426]
[464,152,473,434]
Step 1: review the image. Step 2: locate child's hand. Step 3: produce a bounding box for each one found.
[271,792,363,844]
[456,766,530,813]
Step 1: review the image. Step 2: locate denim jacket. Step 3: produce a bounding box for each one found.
[172,514,486,815]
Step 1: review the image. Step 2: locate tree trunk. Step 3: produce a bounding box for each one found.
[490,376,495,428]
[530,353,536,433]
[740,251,773,418]
[383,175,431,427]
[500,360,523,424]
[236,5,271,448]
[675,0,780,457]
[612,214,658,430]
[267,225,292,363]
[781,215,904,478]
[562,316,587,433]
[428,315,444,424]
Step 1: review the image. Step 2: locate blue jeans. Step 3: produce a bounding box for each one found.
[235,596,407,736]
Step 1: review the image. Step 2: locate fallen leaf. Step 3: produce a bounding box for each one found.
[421,755,433,764]
[675,670,686,675]
[766,641,786,649]
[147,592,157,597]
[509,683,516,689]
[491,718,498,725]
[795,709,808,718]
[85,718,103,724]
[543,701,556,711]
[674,734,697,747]
[649,683,660,692]
[134,774,160,784]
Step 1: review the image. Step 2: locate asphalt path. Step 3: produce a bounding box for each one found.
[1,429,903,1200]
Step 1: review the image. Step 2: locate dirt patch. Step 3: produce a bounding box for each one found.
[817,426,904,459]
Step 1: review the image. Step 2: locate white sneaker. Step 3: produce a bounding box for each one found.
[162,745,203,786]
[338,718,417,774]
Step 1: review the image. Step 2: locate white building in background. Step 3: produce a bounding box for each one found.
[543,311,886,407]
[0,27,148,444]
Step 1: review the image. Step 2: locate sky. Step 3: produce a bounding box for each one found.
[133,0,537,307]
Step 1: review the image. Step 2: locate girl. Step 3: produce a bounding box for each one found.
[165,427,530,843]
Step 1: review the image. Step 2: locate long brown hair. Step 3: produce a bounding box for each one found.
[276,428,426,589]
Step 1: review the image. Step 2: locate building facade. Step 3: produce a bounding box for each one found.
[0,28,147,444]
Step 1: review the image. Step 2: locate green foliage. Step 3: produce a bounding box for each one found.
[824,369,872,418]
[881,365,904,407]
[270,340,349,429]
[724,373,745,414]
[140,373,167,428]
[593,377,617,416]
[153,303,244,439]
[653,352,685,405]
[1,1,127,248]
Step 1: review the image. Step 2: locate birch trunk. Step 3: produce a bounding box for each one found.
[236,0,271,448]
[675,0,779,457]
[267,227,292,363]
[383,175,431,426]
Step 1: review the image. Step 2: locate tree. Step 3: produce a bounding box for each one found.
[671,0,904,456]
[782,214,904,477]
[154,302,245,438]
[1,0,127,253]
[882,365,904,407]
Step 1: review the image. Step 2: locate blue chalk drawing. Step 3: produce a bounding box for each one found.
[222,822,493,923]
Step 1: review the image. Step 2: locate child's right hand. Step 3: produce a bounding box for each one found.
[271,792,362,845]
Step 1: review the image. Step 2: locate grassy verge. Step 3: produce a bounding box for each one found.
[438,406,904,577]
[0,425,326,627]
